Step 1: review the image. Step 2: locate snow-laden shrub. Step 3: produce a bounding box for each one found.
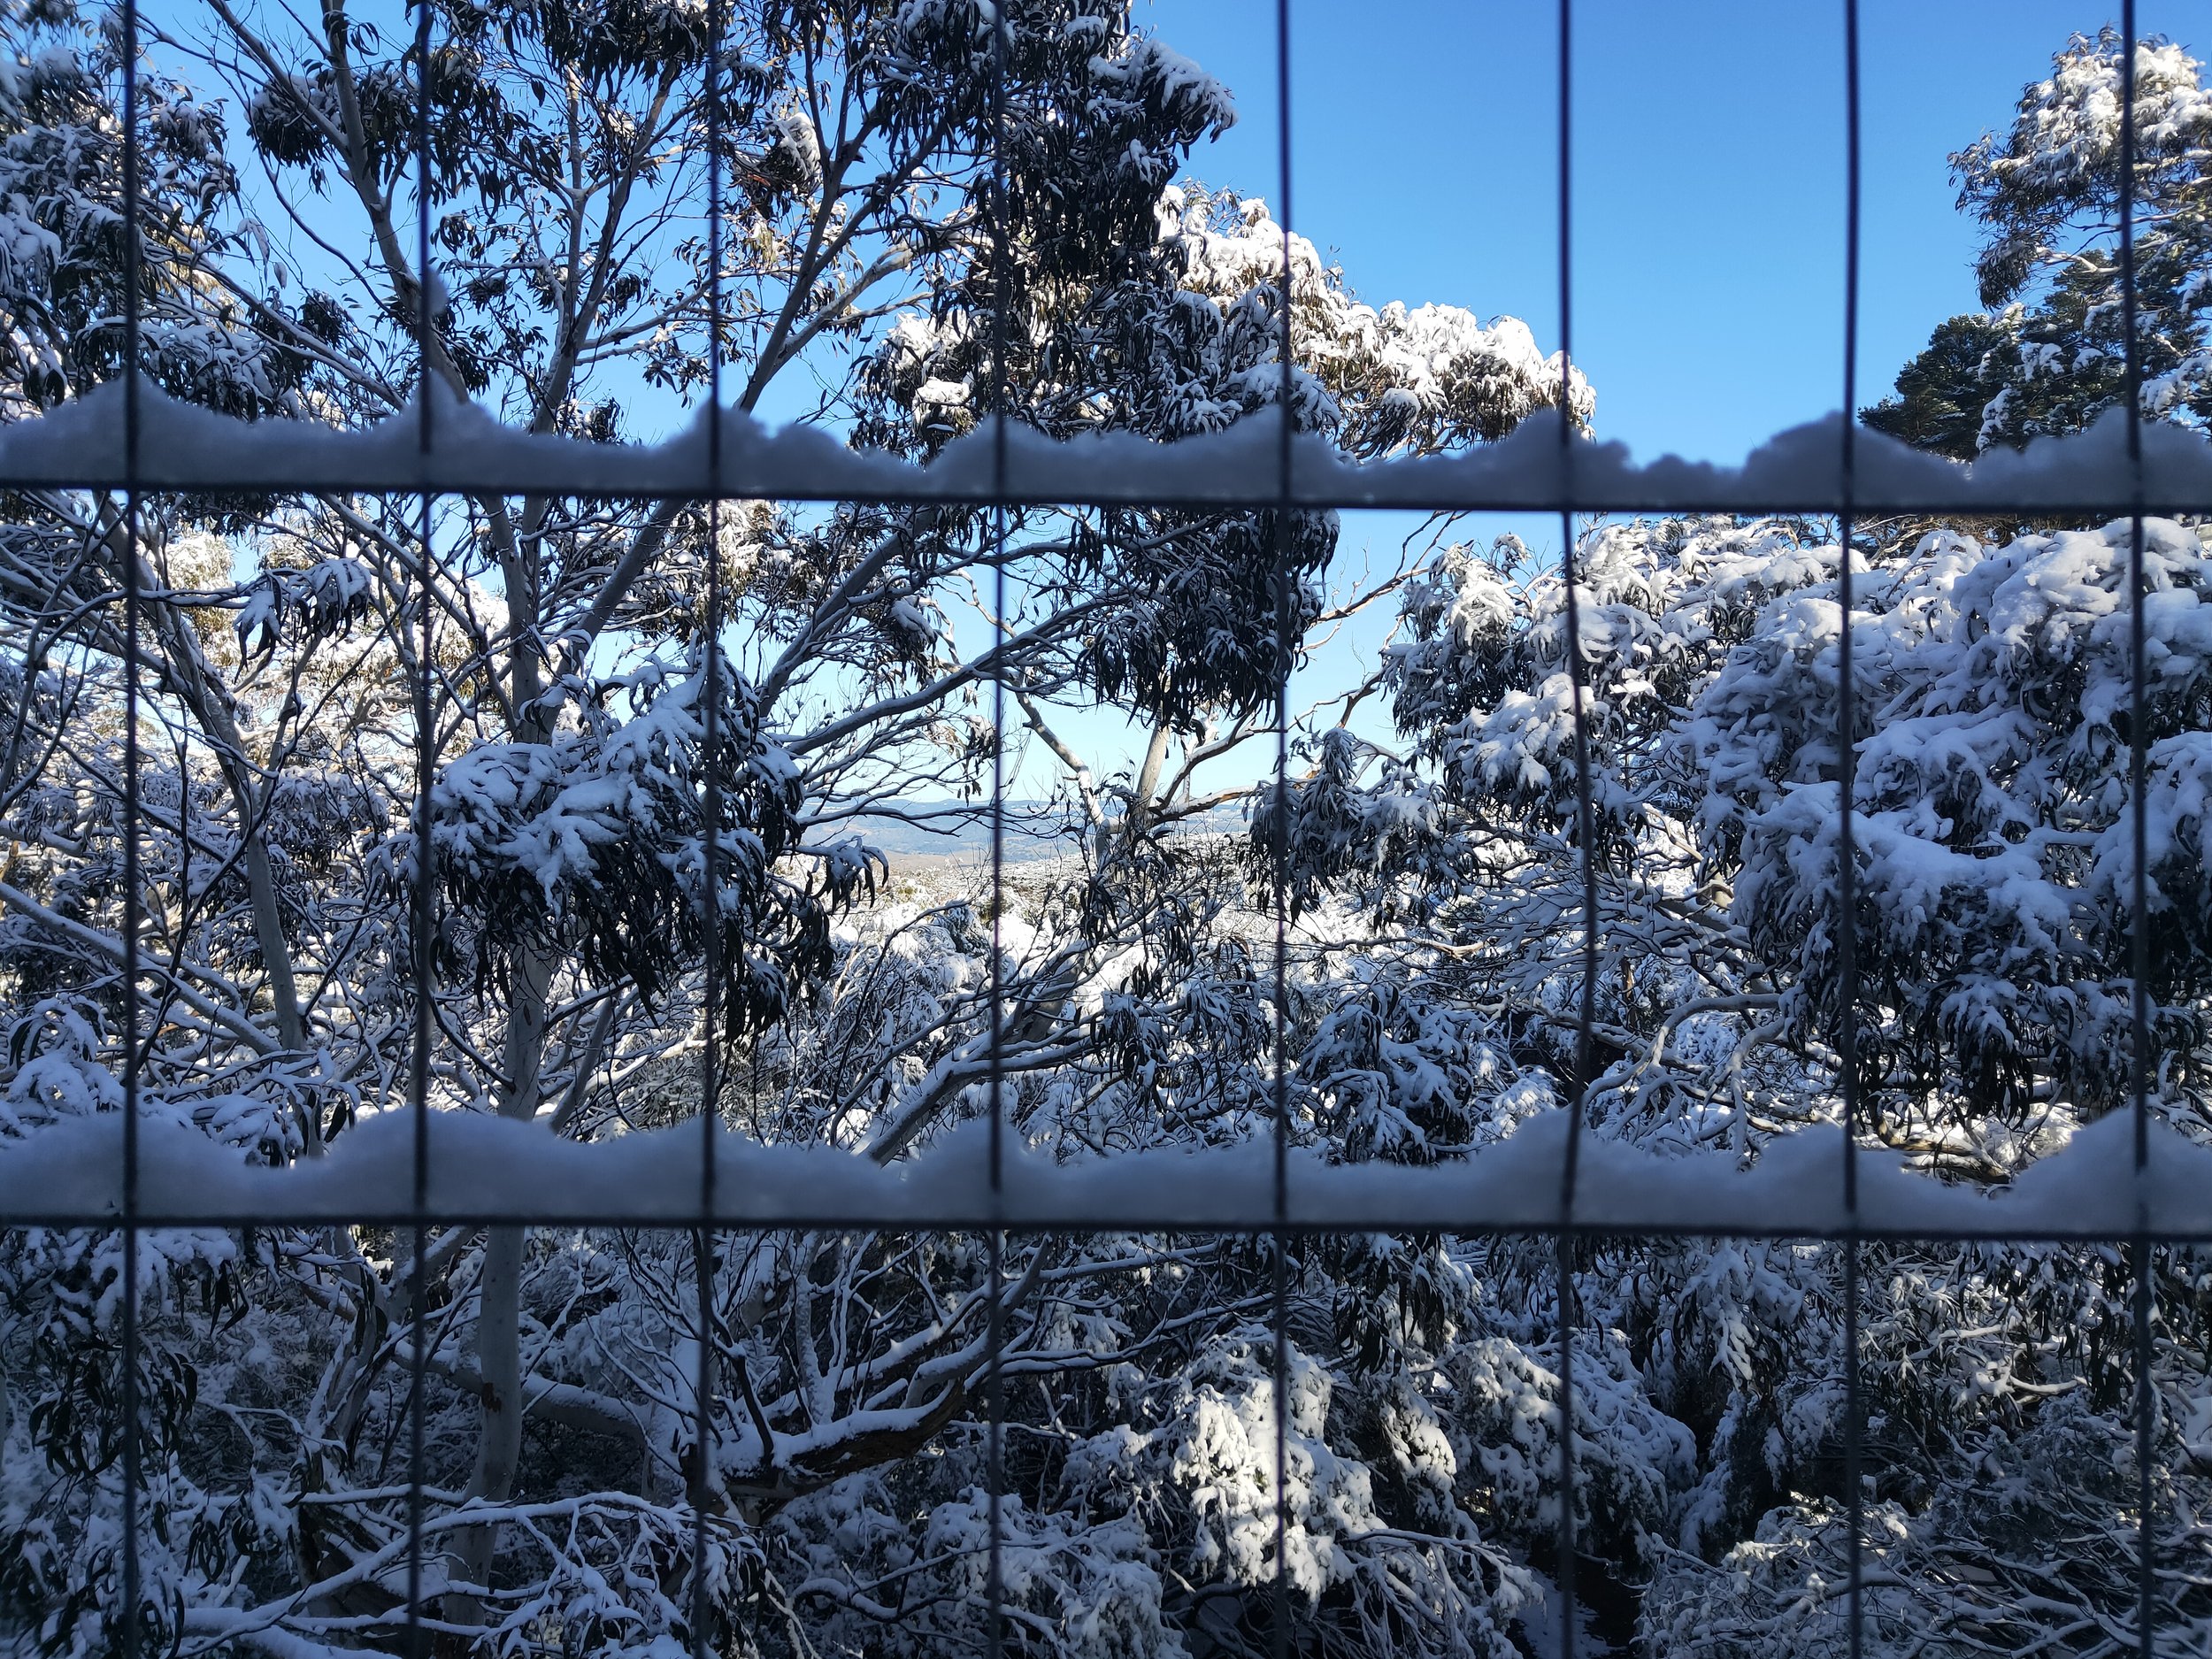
[776,1482,1184,1659]
[1447,1333,1696,1564]
[1064,1330,1534,1658]
[1643,1390,2212,1658]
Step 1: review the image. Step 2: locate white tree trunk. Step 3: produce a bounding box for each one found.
[444,941,553,1625]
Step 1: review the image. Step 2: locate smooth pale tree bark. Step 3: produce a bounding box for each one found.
[444,941,552,1624]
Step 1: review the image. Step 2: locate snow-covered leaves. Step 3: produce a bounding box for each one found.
[1696,517,2212,1122]
[1870,29,2212,452]
[1302,972,1509,1163]
[2,9,294,421]
[1645,1393,2212,1659]
[423,649,871,1031]
[4,3,2210,1653]
[1451,1333,1696,1562]
[862,178,1577,736]
[233,555,374,662]
[1344,512,2212,1144]
[1064,1330,1532,1658]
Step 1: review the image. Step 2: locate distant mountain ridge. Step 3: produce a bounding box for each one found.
[841,798,1248,860]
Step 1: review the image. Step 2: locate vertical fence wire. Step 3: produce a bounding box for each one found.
[1551,1,1590,1652]
[405,0,437,1647]
[1836,3,1865,1655]
[1269,0,1296,1654]
[693,3,729,1647]
[403,501,434,1654]
[2117,4,2157,1654]
[115,0,143,1649]
[987,4,1013,1654]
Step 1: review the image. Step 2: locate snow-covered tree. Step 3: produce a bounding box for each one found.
[1866,28,2212,456]
[1246,43,2212,1636]
[2,0,311,421]
[1271,502,2212,1652]
[4,7,2208,1657]
[0,2,1601,1655]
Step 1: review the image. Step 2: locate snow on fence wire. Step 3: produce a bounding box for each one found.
[5,380,2212,515]
[0,0,2196,1655]
[9,1105,2212,1239]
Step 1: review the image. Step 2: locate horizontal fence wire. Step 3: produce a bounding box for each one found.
[10,1210,2212,1242]
[2,426,2205,517]
[0,3,2189,1657]
[9,1107,2212,1233]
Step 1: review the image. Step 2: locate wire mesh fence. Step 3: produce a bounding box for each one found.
[0,0,2205,1655]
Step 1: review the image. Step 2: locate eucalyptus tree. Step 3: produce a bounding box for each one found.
[25,5,2203,1655]
[1866,27,2211,456]
[1252,29,2212,1650]
[0,1,1592,1652]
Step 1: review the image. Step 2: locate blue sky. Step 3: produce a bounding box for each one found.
[1147,0,2202,467]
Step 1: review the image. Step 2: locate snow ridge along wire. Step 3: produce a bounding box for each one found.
[6,380,2211,514]
[4,1105,2208,1238]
